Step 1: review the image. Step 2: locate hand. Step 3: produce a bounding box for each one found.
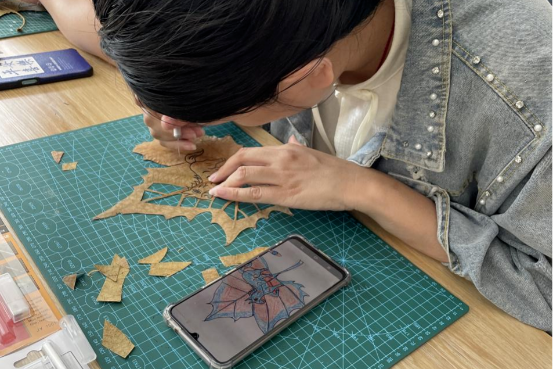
[208,136,367,210]
[143,113,205,151]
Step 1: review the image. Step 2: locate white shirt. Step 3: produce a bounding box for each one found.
[313,0,412,159]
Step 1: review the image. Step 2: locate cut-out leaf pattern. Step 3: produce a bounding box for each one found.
[94,136,291,245]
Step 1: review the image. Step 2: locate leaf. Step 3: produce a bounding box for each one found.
[117,256,130,269]
[62,274,77,290]
[219,247,269,267]
[102,320,134,359]
[62,273,84,290]
[51,151,64,164]
[138,247,168,264]
[133,136,242,166]
[94,264,121,282]
[97,254,130,302]
[62,162,77,171]
[94,136,292,245]
[149,261,191,277]
[0,4,25,32]
[201,268,220,285]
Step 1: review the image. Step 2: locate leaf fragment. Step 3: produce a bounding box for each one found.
[138,247,168,264]
[51,151,64,164]
[102,320,135,359]
[149,261,191,277]
[62,273,84,290]
[97,254,130,302]
[63,274,76,290]
[62,162,77,171]
[94,264,121,282]
[117,256,130,269]
[219,247,269,267]
[201,268,220,285]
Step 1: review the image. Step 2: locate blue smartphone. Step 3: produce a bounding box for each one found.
[0,48,93,90]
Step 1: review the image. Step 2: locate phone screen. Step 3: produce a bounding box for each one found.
[170,237,346,363]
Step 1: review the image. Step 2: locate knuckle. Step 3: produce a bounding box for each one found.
[281,148,298,162]
[249,186,262,200]
[230,188,240,198]
[237,166,247,180]
[237,147,250,158]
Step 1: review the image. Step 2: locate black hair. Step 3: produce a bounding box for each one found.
[93,0,383,123]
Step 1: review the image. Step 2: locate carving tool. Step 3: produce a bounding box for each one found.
[173,127,182,157]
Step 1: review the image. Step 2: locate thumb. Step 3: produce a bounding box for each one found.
[288,135,303,146]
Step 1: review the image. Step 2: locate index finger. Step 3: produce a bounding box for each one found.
[209,147,273,183]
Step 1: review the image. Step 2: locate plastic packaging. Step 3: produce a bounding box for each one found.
[0,273,31,323]
[59,315,96,365]
[20,315,96,369]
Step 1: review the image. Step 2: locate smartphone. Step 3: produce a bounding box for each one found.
[0,49,93,90]
[164,235,350,369]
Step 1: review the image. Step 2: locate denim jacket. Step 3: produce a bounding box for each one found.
[270,0,552,330]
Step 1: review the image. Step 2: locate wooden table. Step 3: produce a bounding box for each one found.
[1,30,551,369]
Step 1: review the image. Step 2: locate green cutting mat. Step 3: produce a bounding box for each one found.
[0,11,57,39]
[0,115,468,369]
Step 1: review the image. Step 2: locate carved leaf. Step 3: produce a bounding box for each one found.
[94,136,291,245]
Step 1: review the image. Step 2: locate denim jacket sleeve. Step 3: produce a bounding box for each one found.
[388,148,552,331]
[446,150,552,331]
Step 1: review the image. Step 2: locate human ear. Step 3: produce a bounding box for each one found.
[281,57,335,91]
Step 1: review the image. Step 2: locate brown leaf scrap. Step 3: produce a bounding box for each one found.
[62,162,77,171]
[201,268,220,285]
[94,136,292,245]
[51,151,64,164]
[102,320,135,359]
[94,264,121,282]
[138,247,168,264]
[0,4,25,32]
[117,256,130,269]
[62,274,77,290]
[63,273,85,290]
[149,262,191,277]
[219,247,269,267]
[97,255,130,302]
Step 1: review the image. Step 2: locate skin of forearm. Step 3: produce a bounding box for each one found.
[347,167,449,263]
[39,0,113,64]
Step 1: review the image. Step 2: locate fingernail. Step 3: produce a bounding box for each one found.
[209,185,219,196]
[183,142,196,151]
[209,172,218,182]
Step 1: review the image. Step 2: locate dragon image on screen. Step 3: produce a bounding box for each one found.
[170,238,344,363]
[205,251,308,334]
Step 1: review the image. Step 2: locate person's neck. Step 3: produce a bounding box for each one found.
[331,0,396,85]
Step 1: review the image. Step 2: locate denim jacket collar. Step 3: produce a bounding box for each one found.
[380,0,453,173]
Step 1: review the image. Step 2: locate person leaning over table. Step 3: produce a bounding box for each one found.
[88,0,551,330]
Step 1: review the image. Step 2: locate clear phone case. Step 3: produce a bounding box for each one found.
[163,234,351,369]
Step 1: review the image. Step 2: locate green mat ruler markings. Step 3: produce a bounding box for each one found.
[0,11,57,39]
[0,115,468,369]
